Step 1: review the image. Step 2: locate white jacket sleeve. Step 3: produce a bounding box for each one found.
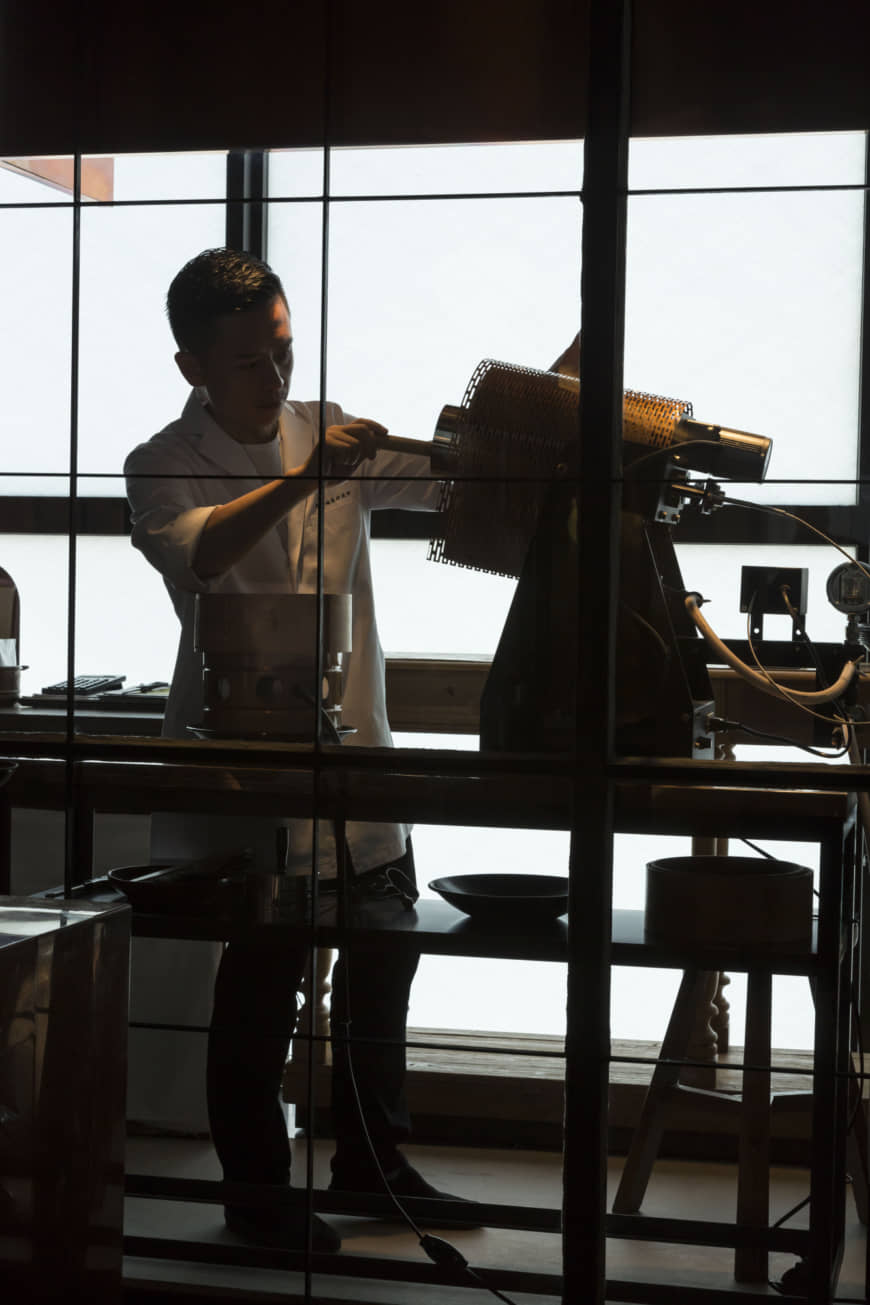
[314,400,441,514]
[124,444,220,593]
[357,446,442,512]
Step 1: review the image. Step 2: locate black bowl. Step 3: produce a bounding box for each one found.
[107,863,249,915]
[428,873,569,925]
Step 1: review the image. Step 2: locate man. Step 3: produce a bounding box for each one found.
[125,247,470,1252]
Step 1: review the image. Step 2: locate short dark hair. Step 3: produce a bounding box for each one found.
[167,247,287,354]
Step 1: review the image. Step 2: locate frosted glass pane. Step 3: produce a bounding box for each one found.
[0,208,72,480]
[773,975,815,1051]
[74,535,181,690]
[0,472,70,497]
[0,157,74,203]
[255,203,324,402]
[77,201,226,478]
[325,196,581,438]
[0,535,178,699]
[372,539,515,657]
[329,140,583,196]
[409,953,567,1037]
[674,541,855,643]
[82,150,227,202]
[268,148,325,198]
[0,535,69,695]
[408,821,568,1036]
[411,960,813,1051]
[624,188,863,504]
[629,130,866,191]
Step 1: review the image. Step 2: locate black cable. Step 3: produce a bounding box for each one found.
[739,837,776,859]
[771,1193,811,1229]
[712,587,849,754]
[623,438,726,476]
[619,600,670,661]
[744,592,852,749]
[335,956,519,1305]
[325,794,518,1305]
[767,974,867,1298]
[708,713,851,759]
[846,977,867,1138]
[333,1003,427,1234]
[740,838,825,906]
[462,1268,522,1304]
[778,586,856,728]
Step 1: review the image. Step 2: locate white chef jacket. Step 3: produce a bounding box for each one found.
[125,390,439,876]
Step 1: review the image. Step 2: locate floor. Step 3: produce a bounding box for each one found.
[122,1134,868,1303]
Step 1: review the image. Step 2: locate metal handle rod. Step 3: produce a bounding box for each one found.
[371,431,437,459]
[371,404,461,475]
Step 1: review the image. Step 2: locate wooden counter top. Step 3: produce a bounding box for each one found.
[0,746,855,841]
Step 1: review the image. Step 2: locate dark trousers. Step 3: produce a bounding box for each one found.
[206,849,419,1186]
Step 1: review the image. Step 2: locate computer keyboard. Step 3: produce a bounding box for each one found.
[40,675,126,696]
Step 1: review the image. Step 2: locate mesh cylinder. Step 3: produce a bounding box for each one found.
[429,359,692,578]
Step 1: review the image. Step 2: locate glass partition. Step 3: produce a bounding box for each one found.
[0,207,73,489]
[0,127,865,1304]
[624,185,864,505]
[77,202,226,478]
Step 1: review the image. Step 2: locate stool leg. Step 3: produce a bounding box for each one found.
[846,1102,869,1225]
[682,970,720,1089]
[808,973,868,1225]
[712,971,731,1054]
[735,969,772,1282]
[613,969,708,1213]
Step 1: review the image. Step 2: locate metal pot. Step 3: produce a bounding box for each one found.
[193,593,352,740]
[0,665,25,705]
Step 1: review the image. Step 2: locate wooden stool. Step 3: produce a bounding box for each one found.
[613,964,791,1281]
[613,965,869,1281]
[614,851,817,1283]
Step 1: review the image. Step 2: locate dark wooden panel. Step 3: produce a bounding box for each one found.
[81,1,329,154]
[0,1,89,156]
[1,0,582,155]
[0,497,129,535]
[322,0,588,147]
[632,0,870,138]
[1,1,865,157]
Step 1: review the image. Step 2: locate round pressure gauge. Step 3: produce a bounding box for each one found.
[826,561,870,614]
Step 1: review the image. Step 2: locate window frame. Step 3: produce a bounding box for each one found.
[1,140,865,545]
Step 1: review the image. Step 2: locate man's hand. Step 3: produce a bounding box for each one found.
[309,418,385,477]
[192,418,386,580]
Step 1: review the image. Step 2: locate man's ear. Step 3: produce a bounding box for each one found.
[175,350,205,387]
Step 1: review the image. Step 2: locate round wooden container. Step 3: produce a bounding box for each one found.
[644,855,814,948]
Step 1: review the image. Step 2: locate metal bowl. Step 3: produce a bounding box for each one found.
[428,873,569,925]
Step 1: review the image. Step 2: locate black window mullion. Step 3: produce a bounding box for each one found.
[225,149,268,256]
[857,131,870,509]
[563,1,630,1300]
[63,152,83,897]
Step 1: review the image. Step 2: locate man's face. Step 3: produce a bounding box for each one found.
[176,294,293,443]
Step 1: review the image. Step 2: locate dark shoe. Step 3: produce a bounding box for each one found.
[329,1162,484,1228]
[225,1202,341,1252]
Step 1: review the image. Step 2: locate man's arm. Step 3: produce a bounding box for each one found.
[192,417,384,580]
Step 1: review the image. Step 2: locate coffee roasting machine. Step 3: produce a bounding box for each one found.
[381,357,773,757]
[194,356,782,757]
